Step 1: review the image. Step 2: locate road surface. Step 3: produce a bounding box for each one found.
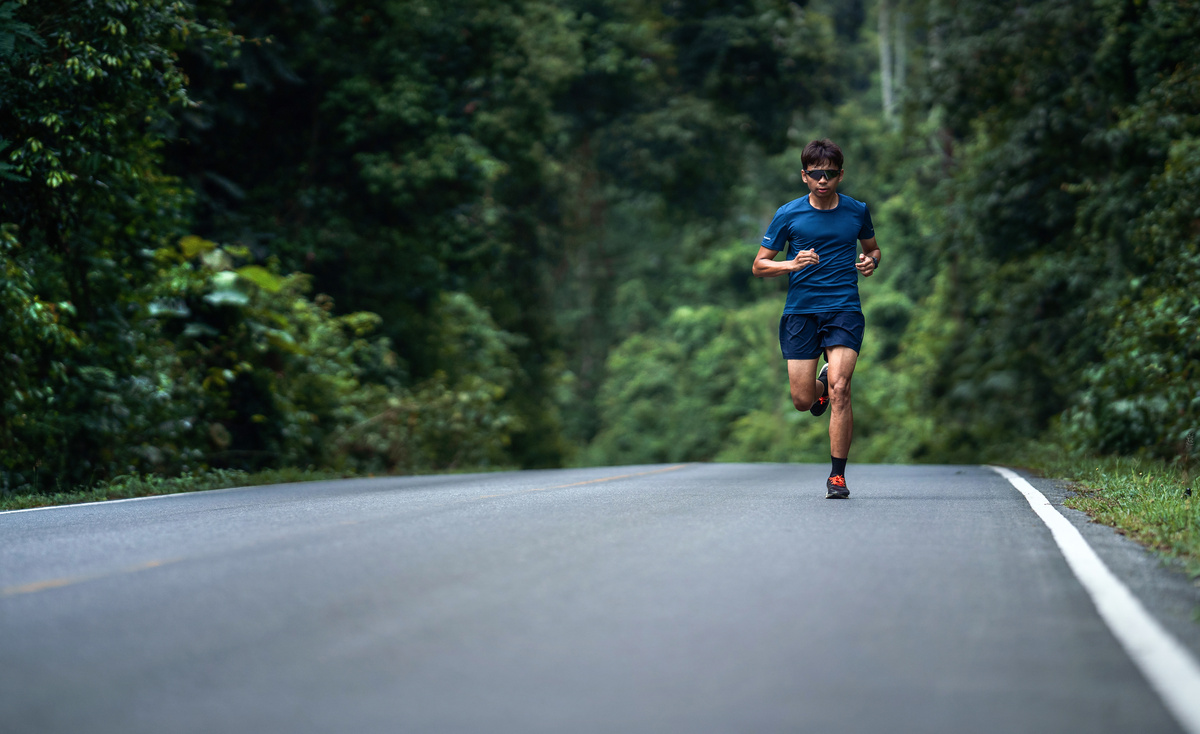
[2,463,1198,733]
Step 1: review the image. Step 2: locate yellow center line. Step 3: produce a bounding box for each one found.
[477,464,692,499]
[1,558,181,599]
[2,577,83,596]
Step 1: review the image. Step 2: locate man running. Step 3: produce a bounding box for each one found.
[751,138,880,499]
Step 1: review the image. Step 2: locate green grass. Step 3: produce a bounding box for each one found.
[0,467,361,512]
[1017,448,1199,579]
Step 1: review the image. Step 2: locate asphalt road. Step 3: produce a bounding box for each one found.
[2,463,1198,733]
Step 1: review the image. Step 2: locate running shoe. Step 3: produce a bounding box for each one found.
[810,363,830,417]
[826,474,850,499]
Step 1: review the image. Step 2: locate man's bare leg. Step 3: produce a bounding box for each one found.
[786,358,825,412]
[825,345,859,458]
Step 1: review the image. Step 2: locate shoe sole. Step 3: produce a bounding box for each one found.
[825,491,850,499]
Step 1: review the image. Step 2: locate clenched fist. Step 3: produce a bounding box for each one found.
[856,253,876,277]
[792,247,819,272]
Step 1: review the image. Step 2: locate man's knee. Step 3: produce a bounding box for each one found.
[791,393,814,412]
[829,378,851,407]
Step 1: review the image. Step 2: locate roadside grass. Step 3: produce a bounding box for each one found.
[0,467,360,513]
[1016,448,1199,580]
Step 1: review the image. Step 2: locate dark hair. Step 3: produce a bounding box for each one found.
[801,139,844,170]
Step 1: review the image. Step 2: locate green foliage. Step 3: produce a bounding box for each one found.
[586,304,755,464]
[0,0,230,491]
[4,0,1198,497]
[911,0,1200,462]
[140,236,389,472]
[0,225,82,490]
[1065,137,1200,457]
[166,0,586,467]
[582,0,1198,474]
[330,292,524,474]
[139,237,525,476]
[0,2,528,494]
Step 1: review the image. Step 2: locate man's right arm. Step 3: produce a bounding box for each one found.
[752,246,819,278]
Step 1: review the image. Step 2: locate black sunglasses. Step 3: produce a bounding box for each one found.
[803,168,841,181]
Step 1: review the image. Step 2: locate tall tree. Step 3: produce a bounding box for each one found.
[908,0,1200,459]
[0,0,235,490]
[170,0,587,466]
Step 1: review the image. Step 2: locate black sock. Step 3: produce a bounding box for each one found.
[831,456,847,477]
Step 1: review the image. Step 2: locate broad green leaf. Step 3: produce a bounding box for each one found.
[236,265,286,293]
[179,235,217,259]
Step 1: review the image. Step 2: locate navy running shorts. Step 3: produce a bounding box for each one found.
[779,311,865,360]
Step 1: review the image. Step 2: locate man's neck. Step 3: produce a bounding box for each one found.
[808,192,839,210]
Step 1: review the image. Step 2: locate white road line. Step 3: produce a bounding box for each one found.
[0,486,251,516]
[989,465,1200,734]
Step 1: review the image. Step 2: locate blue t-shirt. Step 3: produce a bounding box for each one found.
[760,194,875,314]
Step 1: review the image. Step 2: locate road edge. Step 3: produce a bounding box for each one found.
[990,465,1200,734]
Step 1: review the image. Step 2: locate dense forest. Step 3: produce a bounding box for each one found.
[1,0,1197,494]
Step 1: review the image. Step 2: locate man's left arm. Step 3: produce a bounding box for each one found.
[855,237,880,277]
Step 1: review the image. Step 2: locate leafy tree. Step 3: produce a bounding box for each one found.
[1,0,529,493]
[0,0,236,490]
[167,0,584,467]
[911,0,1199,460]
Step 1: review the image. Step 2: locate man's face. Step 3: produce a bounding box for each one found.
[801,159,843,198]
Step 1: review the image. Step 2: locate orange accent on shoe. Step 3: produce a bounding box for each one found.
[817,396,828,405]
[828,474,846,487]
